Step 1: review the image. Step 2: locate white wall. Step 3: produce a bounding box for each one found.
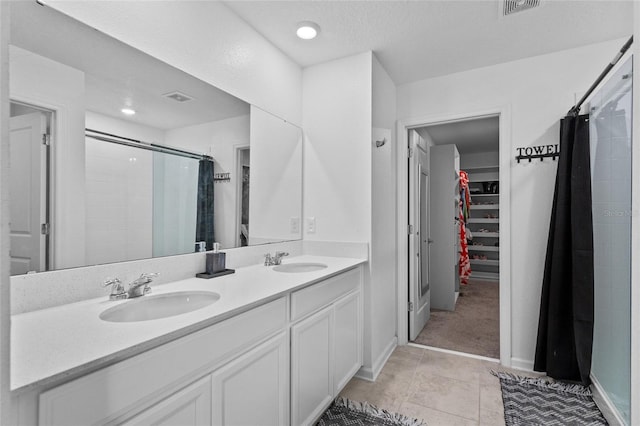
[397,38,629,368]
[42,0,302,126]
[165,115,250,249]
[302,52,397,378]
[9,45,86,270]
[370,55,398,373]
[303,52,372,243]
[248,107,302,245]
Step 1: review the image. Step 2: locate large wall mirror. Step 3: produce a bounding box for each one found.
[8,1,303,275]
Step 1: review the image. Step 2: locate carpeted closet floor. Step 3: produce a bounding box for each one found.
[413,279,500,358]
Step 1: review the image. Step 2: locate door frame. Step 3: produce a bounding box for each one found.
[9,100,55,272]
[10,94,67,270]
[396,105,512,366]
[234,144,250,247]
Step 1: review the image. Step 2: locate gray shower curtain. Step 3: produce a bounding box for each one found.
[196,159,215,250]
[534,114,594,385]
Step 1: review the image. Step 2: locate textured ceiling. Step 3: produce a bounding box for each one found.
[11,1,249,131]
[225,0,634,85]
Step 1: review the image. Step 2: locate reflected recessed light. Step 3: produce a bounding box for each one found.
[296,21,320,40]
[121,108,136,116]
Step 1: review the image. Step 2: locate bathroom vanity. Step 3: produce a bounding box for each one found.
[11,256,365,426]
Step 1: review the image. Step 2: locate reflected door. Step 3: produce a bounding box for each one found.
[419,168,430,304]
[9,112,47,274]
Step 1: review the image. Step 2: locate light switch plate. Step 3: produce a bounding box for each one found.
[306,217,316,234]
[290,217,300,233]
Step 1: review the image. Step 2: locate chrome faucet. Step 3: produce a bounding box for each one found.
[127,273,159,298]
[102,278,128,301]
[264,252,289,266]
[274,251,289,265]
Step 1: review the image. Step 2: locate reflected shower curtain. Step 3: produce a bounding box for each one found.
[196,159,215,250]
[534,114,594,385]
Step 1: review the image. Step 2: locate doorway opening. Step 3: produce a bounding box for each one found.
[407,114,502,360]
[235,146,250,247]
[9,101,53,275]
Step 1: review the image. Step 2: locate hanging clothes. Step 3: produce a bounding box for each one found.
[458,171,471,286]
[534,114,594,385]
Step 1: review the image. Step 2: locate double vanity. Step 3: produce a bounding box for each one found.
[7,4,370,425]
[11,255,366,425]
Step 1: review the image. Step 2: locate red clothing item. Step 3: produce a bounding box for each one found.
[459,171,471,285]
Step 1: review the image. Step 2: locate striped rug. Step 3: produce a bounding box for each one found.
[493,371,607,425]
[316,397,426,426]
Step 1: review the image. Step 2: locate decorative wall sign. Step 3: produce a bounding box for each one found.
[213,172,231,183]
[515,144,560,163]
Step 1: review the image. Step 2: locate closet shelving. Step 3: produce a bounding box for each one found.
[465,165,500,281]
[468,218,499,224]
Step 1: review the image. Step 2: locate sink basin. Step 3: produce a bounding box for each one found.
[100,291,220,323]
[272,262,328,273]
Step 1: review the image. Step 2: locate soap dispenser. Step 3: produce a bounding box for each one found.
[207,243,226,274]
[197,243,235,278]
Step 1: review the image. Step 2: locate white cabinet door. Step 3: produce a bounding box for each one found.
[211,332,289,426]
[333,291,362,395]
[291,306,333,426]
[123,376,212,426]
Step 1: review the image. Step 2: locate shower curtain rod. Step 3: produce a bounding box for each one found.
[568,36,633,116]
[85,128,212,161]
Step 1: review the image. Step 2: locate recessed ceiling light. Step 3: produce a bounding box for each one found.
[121,108,136,116]
[296,21,320,40]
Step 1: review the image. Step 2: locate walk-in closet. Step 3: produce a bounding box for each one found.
[410,116,501,359]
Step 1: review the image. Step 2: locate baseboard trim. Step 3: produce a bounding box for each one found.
[510,357,534,372]
[591,373,626,426]
[355,337,397,382]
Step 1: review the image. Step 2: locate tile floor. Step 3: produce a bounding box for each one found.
[339,345,531,426]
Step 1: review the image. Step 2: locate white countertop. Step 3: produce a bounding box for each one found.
[11,255,366,393]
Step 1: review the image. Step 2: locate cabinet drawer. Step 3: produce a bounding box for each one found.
[39,297,287,426]
[291,267,361,322]
[122,376,212,426]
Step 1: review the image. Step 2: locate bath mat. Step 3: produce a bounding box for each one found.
[316,397,426,426]
[492,371,608,425]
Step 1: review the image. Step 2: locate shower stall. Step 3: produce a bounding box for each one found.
[590,56,632,424]
[85,129,207,265]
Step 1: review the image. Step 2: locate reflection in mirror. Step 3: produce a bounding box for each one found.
[8,2,303,275]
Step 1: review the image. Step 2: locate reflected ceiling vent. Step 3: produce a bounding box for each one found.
[503,0,540,16]
[163,91,194,102]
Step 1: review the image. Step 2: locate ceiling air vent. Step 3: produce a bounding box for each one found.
[163,91,194,102]
[503,0,540,16]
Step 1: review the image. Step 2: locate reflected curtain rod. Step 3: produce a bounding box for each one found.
[568,36,633,116]
[85,128,213,161]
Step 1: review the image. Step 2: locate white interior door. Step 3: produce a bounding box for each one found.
[409,130,431,340]
[10,112,47,275]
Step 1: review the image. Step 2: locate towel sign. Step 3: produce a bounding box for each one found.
[515,144,560,163]
[213,172,231,183]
